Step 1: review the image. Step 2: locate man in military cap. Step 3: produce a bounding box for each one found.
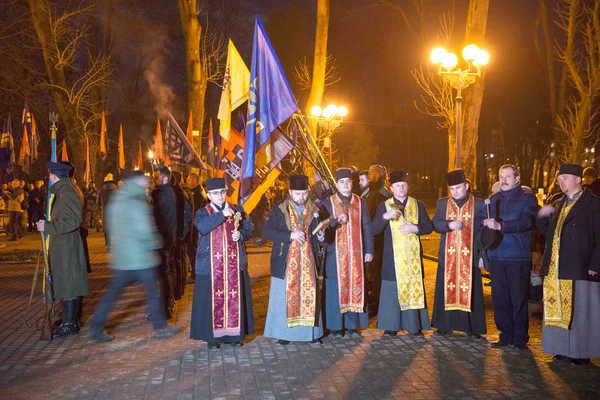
[263,174,325,345]
[371,170,433,337]
[431,169,486,339]
[190,178,254,349]
[36,162,89,337]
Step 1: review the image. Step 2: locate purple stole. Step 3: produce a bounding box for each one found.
[207,203,241,337]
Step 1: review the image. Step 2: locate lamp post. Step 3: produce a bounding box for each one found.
[430,44,489,169]
[310,104,348,170]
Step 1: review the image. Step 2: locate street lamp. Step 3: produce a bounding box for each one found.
[430,44,489,169]
[311,104,348,169]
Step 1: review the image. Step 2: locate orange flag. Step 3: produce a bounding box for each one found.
[118,124,125,170]
[84,136,90,187]
[100,111,107,157]
[186,110,194,145]
[17,125,30,166]
[137,140,143,170]
[155,118,163,160]
[61,139,68,162]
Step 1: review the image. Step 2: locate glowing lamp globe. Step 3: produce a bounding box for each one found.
[442,53,458,70]
[473,49,489,66]
[337,106,348,117]
[148,150,154,159]
[310,106,322,117]
[430,47,447,64]
[462,44,480,61]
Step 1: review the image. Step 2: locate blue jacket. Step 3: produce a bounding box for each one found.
[477,185,537,261]
[193,203,254,275]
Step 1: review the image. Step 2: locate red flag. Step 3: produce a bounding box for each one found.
[208,118,214,168]
[186,110,194,146]
[17,125,30,167]
[84,136,90,187]
[155,118,163,160]
[100,111,107,158]
[118,124,125,170]
[31,114,39,160]
[61,139,68,162]
[137,140,142,170]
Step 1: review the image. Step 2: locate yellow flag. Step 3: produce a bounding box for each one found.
[217,40,250,141]
[155,117,163,160]
[100,111,107,156]
[118,124,125,170]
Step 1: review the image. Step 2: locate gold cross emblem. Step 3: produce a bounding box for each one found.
[460,282,469,292]
[229,252,236,260]
[230,289,237,297]
[448,212,457,220]
[447,282,456,291]
[448,246,456,255]
[216,289,224,297]
[215,252,222,260]
[463,211,471,221]
[461,247,470,256]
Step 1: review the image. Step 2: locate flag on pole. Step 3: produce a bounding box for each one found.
[0,116,15,181]
[84,136,90,187]
[61,139,68,162]
[22,100,32,144]
[218,40,250,142]
[137,140,143,170]
[31,113,39,160]
[17,125,31,174]
[240,17,299,203]
[155,117,163,160]
[208,118,215,168]
[100,111,107,159]
[164,112,207,170]
[186,111,194,145]
[118,124,125,170]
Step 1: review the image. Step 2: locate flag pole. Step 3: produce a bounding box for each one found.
[292,112,335,183]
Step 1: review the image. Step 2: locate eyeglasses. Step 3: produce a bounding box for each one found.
[208,189,226,197]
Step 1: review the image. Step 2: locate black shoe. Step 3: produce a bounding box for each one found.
[491,339,512,348]
[231,341,243,347]
[409,330,424,338]
[331,330,344,338]
[277,339,290,346]
[54,323,79,337]
[54,300,80,337]
[88,331,114,343]
[347,329,360,337]
[570,358,590,366]
[433,330,449,336]
[309,338,323,344]
[514,343,528,351]
[552,354,571,363]
[382,330,397,337]
[154,325,180,338]
[208,342,220,349]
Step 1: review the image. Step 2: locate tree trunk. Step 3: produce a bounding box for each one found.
[178,0,205,155]
[305,0,330,138]
[461,0,489,185]
[28,0,85,178]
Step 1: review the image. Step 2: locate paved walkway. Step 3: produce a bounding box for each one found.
[0,231,598,400]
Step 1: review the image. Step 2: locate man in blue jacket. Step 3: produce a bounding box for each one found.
[478,164,538,350]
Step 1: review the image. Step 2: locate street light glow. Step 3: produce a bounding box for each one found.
[430,47,447,64]
[148,150,154,159]
[462,44,480,61]
[473,49,490,66]
[442,53,458,70]
[490,153,494,158]
[311,106,322,117]
[337,106,348,117]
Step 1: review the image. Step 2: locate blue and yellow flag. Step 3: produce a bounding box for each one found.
[0,116,16,180]
[240,16,298,203]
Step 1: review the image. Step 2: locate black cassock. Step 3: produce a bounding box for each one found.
[431,193,487,335]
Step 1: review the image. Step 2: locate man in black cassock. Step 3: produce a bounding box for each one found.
[431,169,486,338]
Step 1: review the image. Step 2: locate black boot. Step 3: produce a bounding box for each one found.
[54,300,80,337]
[77,297,84,327]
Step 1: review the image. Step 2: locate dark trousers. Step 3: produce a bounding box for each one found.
[89,267,166,333]
[490,259,531,345]
[8,211,23,239]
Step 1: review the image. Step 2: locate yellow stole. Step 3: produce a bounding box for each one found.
[543,194,580,330]
[386,197,425,311]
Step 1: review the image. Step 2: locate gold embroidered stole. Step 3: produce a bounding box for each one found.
[285,202,317,327]
[331,194,364,313]
[444,196,475,311]
[386,197,425,311]
[543,195,580,330]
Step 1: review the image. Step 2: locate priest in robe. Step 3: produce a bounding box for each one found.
[431,169,486,339]
[190,178,254,349]
[263,174,325,345]
[322,168,373,338]
[371,170,433,337]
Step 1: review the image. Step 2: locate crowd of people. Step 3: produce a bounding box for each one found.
[0,179,47,240]
[26,159,600,368]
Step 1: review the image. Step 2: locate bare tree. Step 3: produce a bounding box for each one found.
[347,125,380,170]
[294,55,340,91]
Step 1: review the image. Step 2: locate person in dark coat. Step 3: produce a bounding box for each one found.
[29,180,46,229]
[36,162,89,337]
[263,175,325,345]
[321,168,374,337]
[477,164,538,350]
[186,173,207,268]
[190,178,254,349]
[536,164,600,366]
[151,165,177,319]
[170,171,191,300]
[431,169,486,339]
[97,173,117,250]
[371,170,433,337]
[582,166,600,197]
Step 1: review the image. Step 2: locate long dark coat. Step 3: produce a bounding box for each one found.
[45,178,89,299]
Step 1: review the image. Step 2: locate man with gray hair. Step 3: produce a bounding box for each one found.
[477,164,537,350]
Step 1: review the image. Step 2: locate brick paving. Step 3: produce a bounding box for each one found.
[0,231,598,400]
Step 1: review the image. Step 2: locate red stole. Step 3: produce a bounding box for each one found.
[331,194,365,313]
[444,196,475,312]
[207,203,241,337]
